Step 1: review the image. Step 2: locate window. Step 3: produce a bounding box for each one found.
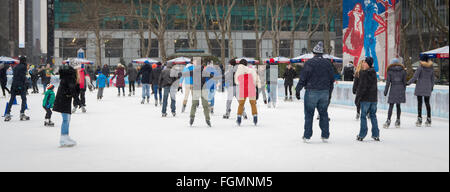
[243,40,257,58]
[211,39,229,58]
[174,39,189,52]
[140,39,159,58]
[279,40,291,57]
[59,38,87,58]
[105,39,123,57]
[243,19,255,30]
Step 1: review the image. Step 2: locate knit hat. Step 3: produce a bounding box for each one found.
[67,58,79,68]
[390,58,400,65]
[239,59,248,66]
[19,56,26,64]
[312,41,324,54]
[420,54,429,62]
[365,57,374,68]
[46,84,54,90]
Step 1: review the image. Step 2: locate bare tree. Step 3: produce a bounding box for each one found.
[149,0,176,62]
[177,0,201,49]
[209,0,236,65]
[253,0,270,59]
[322,0,339,54]
[269,0,288,57]
[289,0,309,57]
[200,0,213,54]
[306,0,326,51]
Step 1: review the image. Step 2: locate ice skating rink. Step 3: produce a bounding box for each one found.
[0,87,448,172]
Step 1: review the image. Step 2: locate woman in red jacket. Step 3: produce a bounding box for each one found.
[112,64,126,96]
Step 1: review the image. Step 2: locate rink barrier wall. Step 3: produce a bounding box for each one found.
[6,76,449,119]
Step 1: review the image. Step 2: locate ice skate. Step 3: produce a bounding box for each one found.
[20,113,30,121]
[81,106,87,113]
[146,97,149,103]
[243,112,248,120]
[189,118,194,126]
[210,107,214,115]
[395,119,401,128]
[372,137,380,142]
[425,117,432,127]
[155,102,158,107]
[383,120,391,129]
[182,105,186,113]
[206,120,211,127]
[284,96,288,101]
[44,119,55,127]
[356,136,364,141]
[253,115,258,126]
[72,107,77,113]
[289,96,293,101]
[322,138,329,143]
[162,113,167,117]
[355,112,360,120]
[123,92,125,97]
[117,93,120,97]
[172,112,176,117]
[133,91,135,95]
[4,114,11,122]
[272,102,276,108]
[302,137,310,143]
[268,102,272,108]
[236,115,242,126]
[128,93,131,97]
[416,117,422,127]
[223,112,230,119]
[141,99,145,104]
[59,135,77,148]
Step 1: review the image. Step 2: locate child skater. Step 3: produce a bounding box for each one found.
[43,84,55,127]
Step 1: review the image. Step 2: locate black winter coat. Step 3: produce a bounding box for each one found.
[11,63,27,90]
[384,64,406,104]
[296,55,334,93]
[0,64,9,84]
[283,68,297,86]
[151,66,162,85]
[357,68,378,103]
[138,64,153,84]
[53,66,80,114]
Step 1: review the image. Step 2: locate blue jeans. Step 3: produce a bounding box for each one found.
[359,102,379,138]
[142,84,150,99]
[153,84,162,102]
[61,113,71,135]
[162,86,176,114]
[303,90,330,139]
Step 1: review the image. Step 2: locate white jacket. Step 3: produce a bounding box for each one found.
[234,64,261,88]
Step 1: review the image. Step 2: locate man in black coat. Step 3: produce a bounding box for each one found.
[356,57,380,142]
[283,64,297,101]
[0,63,11,97]
[295,42,334,143]
[137,61,153,104]
[159,62,181,117]
[4,56,30,122]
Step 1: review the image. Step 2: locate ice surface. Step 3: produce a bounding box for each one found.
[0,87,448,172]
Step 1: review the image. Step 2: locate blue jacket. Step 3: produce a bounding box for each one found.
[296,55,334,93]
[96,74,107,88]
[180,64,194,85]
[205,66,218,90]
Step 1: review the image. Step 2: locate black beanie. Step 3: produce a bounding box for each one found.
[239,59,248,66]
[19,56,26,64]
[420,54,429,62]
[365,57,374,68]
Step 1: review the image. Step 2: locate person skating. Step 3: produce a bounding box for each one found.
[180,63,194,113]
[205,62,219,114]
[283,63,297,101]
[29,65,40,93]
[383,58,407,129]
[407,54,435,127]
[256,62,268,104]
[356,57,380,142]
[342,61,355,81]
[295,42,334,143]
[222,59,247,119]
[0,63,11,97]
[137,61,153,104]
[4,56,30,122]
[235,59,261,126]
[266,59,279,108]
[72,64,90,113]
[352,60,363,120]
[96,71,107,100]
[43,84,56,127]
[159,62,180,117]
[151,62,163,106]
[189,60,212,127]
[39,64,53,95]
[112,64,126,97]
[101,64,110,88]
[53,60,81,147]
[126,63,138,96]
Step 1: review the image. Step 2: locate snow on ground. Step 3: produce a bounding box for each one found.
[0,87,448,172]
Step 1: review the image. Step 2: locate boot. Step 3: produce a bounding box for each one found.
[303,137,310,143]
[4,114,11,122]
[117,93,120,97]
[236,115,242,126]
[172,112,176,117]
[206,120,211,127]
[416,117,423,127]
[81,106,87,113]
[356,135,364,142]
[44,119,49,126]
[372,136,380,141]
[123,92,125,97]
[223,111,230,119]
[162,113,167,117]
[72,106,77,113]
[20,113,30,121]
[272,102,276,108]
[48,120,55,127]
[263,100,267,105]
[383,119,391,129]
[146,97,149,103]
[182,105,187,113]
[284,96,288,101]
[322,137,329,143]
[355,112,360,121]
[60,135,77,147]
[395,119,401,128]
[141,98,145,104]
[289,96,293,101]
[133,91,135,95]
[155,102,158,107]
[128,93,131,97]
[243,112,248,120]
[189,118,194,126]
[253,115,258,126]
[425,117,432,127]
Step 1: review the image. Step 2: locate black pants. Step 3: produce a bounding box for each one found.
[6,87,27,114]
[43,107,52,119]
[118,87,125,94]
[417,96,431,118]
[129,81,135,93]
[387,103,401,120]
[32,80,39,93]
[284,85,293,97]
[1,81,10,96]
[73,88,86,107]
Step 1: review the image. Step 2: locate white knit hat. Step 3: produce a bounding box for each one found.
[312,41,324,54]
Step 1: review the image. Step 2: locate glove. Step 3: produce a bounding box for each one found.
[296,91,301,100]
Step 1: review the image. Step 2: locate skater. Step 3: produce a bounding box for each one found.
[356,57,380,142]
[4,56,30,121]
[159,62,180,117]
[43,84,56,127]
[137,61,153,104]
[383,58,407,129]
[189,60,212,127]
[39,64,53,94]
[29,65,40,93]
[205,62,219,114]
[72,64,90,113]
[295,42,334,143]
[136,65,142,88]
[222,59,247,119]
[266,59,278,108]
[0,63,10,97]
[180,62,194,113]
[283,63,297,101]
[96,71,107,100]
[102,64,110,88]
[126,63,138,96]
[256,62,268,104]
[112,64,126,97]
[342,61,355,81]
[407,54,435,127]
[235,59,261,126]
[151,62,163,106]
[352,60,363,120]
[53,60,80,147]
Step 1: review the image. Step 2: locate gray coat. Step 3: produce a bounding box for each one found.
[407,61,435,97]
[127,66,138,82]
[384,64,407,104]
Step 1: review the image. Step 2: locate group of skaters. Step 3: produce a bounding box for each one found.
[0,42,437,147]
